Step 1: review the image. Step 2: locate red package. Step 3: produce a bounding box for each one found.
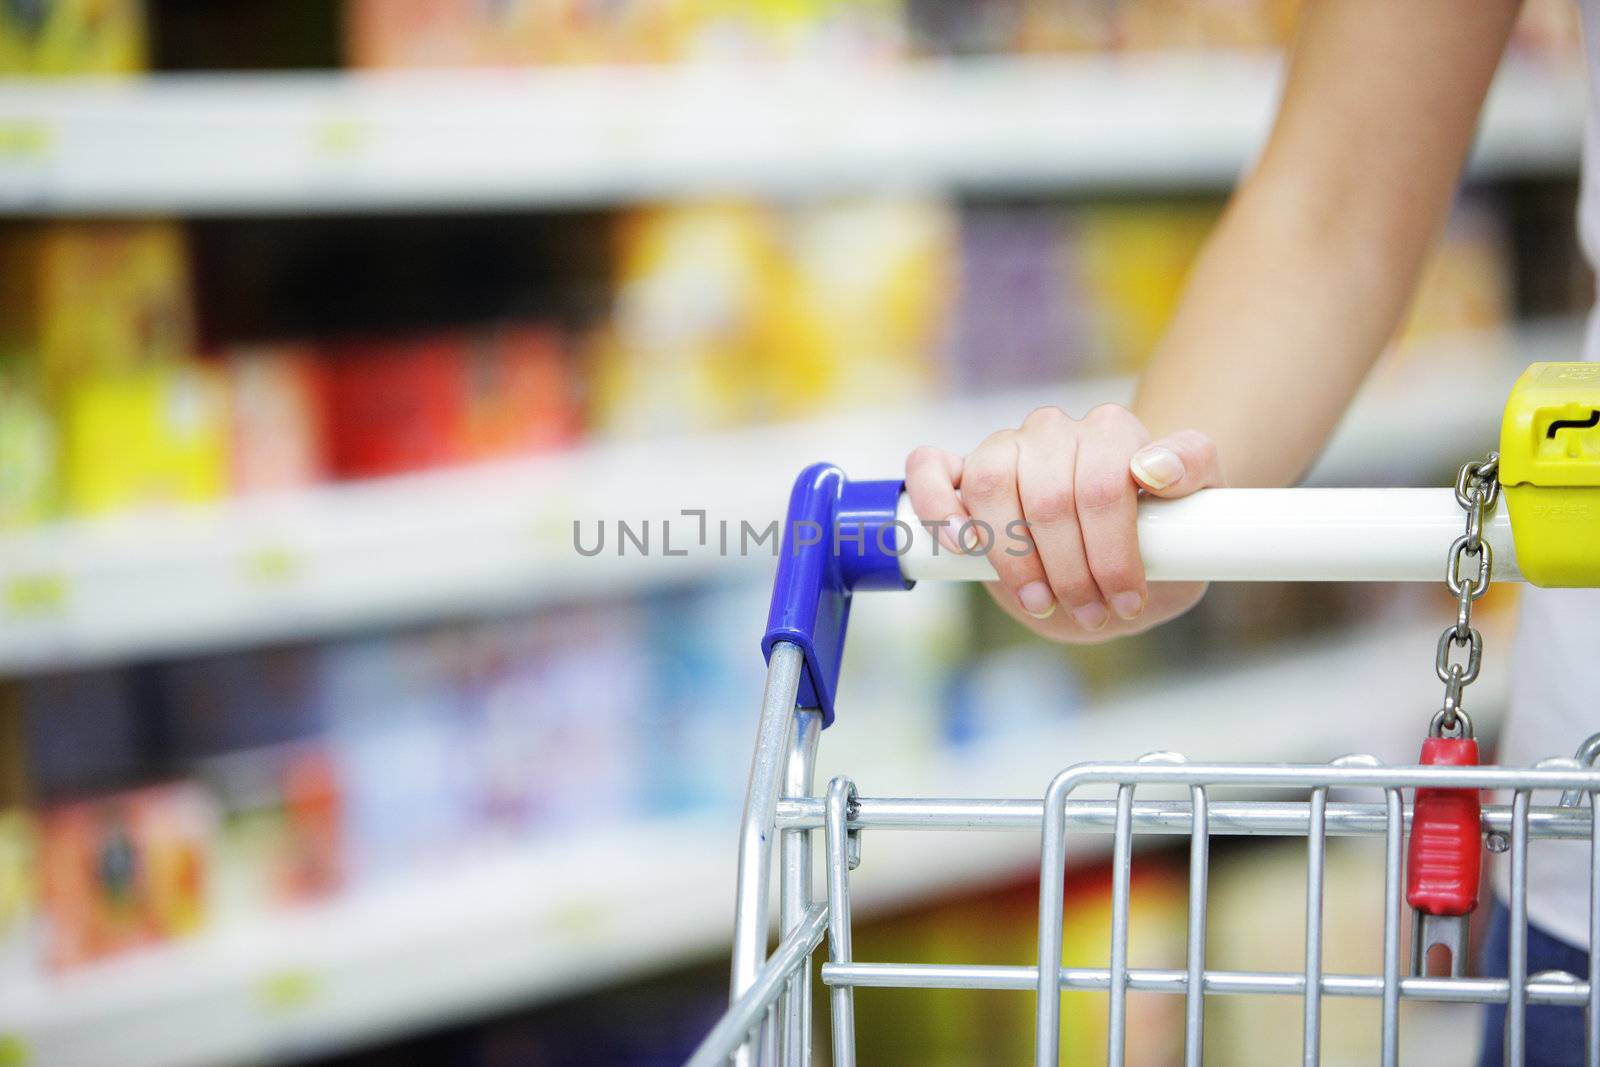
[464,324,579,461]
[320,336,470,480]
[276,749,344,905]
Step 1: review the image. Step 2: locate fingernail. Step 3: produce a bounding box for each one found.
[939,515,964,553]
[1018,581,1056,619]
[1130,446,1184,490]
[1110,591,1144,621]
[1071,602,1109,631]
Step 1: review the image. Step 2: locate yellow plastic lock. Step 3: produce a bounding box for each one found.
[1498,362,1600,586]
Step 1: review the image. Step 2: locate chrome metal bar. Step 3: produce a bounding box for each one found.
[1035,772,1072,1067]
[1052,762,1600,793]
[1183,786,1208,1067]
[1590,786,1599,1067]
[690,905,829,1067]
[779,709,822,1067]
[1108,783,1135,1066]
[1381,788,1404,1067]
[825,778,858,1067]
[824,962,1593,1005]
[776,797,1596,839]
[1508,790,1531,1066]
[730,643,805,1067]
[1560,732,1600,807]
[1303,787,1327,1067]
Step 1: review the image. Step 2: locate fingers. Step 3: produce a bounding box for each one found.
[1015,407,1102,630]
[904,445,966,552]
[1129,429,1224,497]
[1072,405,1152,623]
[905,408,1219,643]
[961,430,1057,619]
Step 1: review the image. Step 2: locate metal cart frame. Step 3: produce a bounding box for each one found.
[687,464,1600,1066]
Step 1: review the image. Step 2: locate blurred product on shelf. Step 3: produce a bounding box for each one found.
[462,324,580,459]
[943,203,1090,391]
[315,628,476,880]
[0,810,37,981]
[0,222,195,399]
[907,0,1297,56]
[38,781,213,972]
[636,582,768,813]
[226,345,328,494]
[0,365,54,528]
[320,336,472,480]
[1395,198,1512,348]
[590,197,951,434]
[589,201,790,433]
[1073,201,1219,372]
[941,200,1220,385]
[57,362,229,516]
[778,197,954,414]
[320,324,577,480]
[0,0,146,75]
[195,745,345,919]
[455,605,647,839]
[345,0,905,67]
[0,221,212,518]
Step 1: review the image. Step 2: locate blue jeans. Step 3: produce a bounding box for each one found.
[1477,898,1589,1066]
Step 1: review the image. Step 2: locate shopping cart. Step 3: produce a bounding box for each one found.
[687,365,1600,1067]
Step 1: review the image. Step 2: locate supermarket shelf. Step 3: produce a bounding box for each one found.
[0,51,1582,214]
[0,320,1572,675]
[0,615,1509,1067]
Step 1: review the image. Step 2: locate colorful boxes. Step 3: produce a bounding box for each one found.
[38,782,215,971]
[321,326,576,480]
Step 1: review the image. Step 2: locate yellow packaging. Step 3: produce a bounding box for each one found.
[0,809,36,979]
[0,222,195,401]
[58,364,228,516]
[1498,361,1600,587]
[1074,203,1218,372]
[0,0,146,75]
[590,202,788,434]
[774,197,953,416]
[0,362,56,527]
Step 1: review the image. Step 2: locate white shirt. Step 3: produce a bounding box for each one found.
[1491,0,1600,946]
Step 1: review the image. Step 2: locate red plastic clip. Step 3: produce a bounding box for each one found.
[1406,734,1482,976]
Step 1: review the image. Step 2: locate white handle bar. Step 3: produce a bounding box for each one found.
[894,488,1521,583]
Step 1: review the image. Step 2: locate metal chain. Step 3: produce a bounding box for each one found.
[1432,453,1499,738]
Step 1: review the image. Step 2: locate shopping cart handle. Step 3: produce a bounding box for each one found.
[763,463,1523,726]
[894,486,1520,584]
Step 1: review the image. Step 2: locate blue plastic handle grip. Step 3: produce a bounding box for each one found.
[761,463,909,727]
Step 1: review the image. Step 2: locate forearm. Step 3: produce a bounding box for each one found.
[1132,0,1521,489]
[1133,173,1436,488]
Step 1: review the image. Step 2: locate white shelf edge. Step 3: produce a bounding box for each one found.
[0,613,1510,1067]
[0,51,1581,214]
[0,319,1577,675]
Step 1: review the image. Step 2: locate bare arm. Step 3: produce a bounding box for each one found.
[907,0,1522,640]
[1136,0,1523,486]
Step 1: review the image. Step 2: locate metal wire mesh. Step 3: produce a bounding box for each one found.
[688,644,1600,1067]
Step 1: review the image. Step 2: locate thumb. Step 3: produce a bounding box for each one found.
[1128,430,1224,498]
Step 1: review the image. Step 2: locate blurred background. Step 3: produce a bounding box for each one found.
[0,1,1590,1064]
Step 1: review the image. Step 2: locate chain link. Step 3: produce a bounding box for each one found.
[1433,453,1499,737]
